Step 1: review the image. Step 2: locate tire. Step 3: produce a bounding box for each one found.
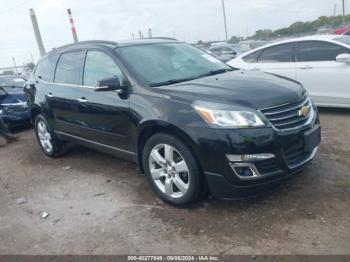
[34,114,65,158]
[142,133,206,206]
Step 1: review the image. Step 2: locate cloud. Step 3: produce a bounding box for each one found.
[0,0,343,66]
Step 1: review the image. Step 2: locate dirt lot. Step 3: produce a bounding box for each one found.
[0,109,349,255]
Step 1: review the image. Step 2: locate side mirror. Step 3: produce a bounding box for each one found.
[336,53,350,63]
[95,77,122,92]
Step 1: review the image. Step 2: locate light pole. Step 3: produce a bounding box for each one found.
[343,0,347,25]
[334,3,337,17]
[221,0,228,41]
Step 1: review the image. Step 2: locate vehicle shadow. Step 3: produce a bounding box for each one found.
[15,129,342,243]
[317,106,350,115]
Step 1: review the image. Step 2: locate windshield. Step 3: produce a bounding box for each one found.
[238,45,251,53]
[335,36,350,46]
[0,76,25,88]
[116,43,232,86]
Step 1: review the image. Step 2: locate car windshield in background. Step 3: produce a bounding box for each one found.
[116,43,232,87]
[0,76,25,88]
[335,36,350,46]
[230,44,250,53]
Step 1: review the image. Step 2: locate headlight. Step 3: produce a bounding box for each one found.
[194,106,265,128]
[0,109,2,115]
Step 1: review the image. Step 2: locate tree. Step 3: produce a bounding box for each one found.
[228,36,240,44]
[252,14,350,39]
[254,29,273,40]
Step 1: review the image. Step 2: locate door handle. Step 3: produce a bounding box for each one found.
[251,68,261,71]
[78,98,88,103]
[47,93,54,98]
[301,66,313,70]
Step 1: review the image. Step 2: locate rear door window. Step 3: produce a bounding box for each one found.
[296,41,345,62]
[35,54,59,82]
[54,51,85,85]
[258,43,294,63]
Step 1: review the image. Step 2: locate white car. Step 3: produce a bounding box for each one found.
[228,35,350,108]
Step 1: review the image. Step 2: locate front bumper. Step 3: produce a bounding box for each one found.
[186,113,320,199]
[2,111,31,128]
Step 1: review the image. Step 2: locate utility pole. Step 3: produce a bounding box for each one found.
[132,33,135,40]
[148,28,152,38]
[12,57,19,75]
[334,3,337,16]
[221,0,228,41]
[343,0,346,25]
[67,9,78,43]
[30,52,35,64]
[29,9,46,57]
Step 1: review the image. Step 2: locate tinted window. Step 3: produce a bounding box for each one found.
[242,50,262,63]
[344,31,350,36]
[54,51,85,85]
[297,41,345,62]
[35,54,59,82]
[221,47,235,55]
[258,44,294,63]
[83,51,123,86]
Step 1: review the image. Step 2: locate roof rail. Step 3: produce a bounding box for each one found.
[51,40,118,52]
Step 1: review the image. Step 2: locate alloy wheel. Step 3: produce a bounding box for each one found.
[148,144,190,198]
[37,120,53,153]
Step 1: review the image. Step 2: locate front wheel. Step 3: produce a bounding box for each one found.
[34,114,65,157]
[143,133,205,206]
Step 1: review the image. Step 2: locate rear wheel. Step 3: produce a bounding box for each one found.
[34,114,65,157]
[143,133,205,206]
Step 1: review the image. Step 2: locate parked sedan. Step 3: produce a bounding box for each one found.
[228,35,350,108]
[334,25,350,35]
[208,44,241,62]
[0,75,31,128]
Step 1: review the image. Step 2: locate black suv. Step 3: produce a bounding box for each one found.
[25,38,321,206]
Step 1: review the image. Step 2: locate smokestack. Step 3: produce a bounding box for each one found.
[67,8,78,43]
[29,9,46,56]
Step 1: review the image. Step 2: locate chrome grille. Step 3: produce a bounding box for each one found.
[259,95,312,131]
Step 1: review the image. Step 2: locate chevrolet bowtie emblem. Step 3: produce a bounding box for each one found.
[298,106,311,117]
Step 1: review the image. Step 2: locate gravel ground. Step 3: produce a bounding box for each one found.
[0,108,349,255]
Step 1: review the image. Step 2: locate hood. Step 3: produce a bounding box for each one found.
[158,70,305,109]
[0,92,27,105]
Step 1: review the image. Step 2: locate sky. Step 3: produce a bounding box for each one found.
[0,0,347,67]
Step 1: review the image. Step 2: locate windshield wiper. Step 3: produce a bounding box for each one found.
[149,68,233,87]
[149,77,197,87]
[198,68,233,78]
